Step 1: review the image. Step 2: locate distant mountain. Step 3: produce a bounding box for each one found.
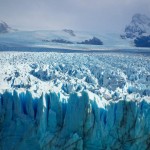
[0,21,13,33]
[51,38,73,44]
[63,29,76,36]
[121,14,150,39]
[0,30,131,50]
[77,37,103,45]
[134,35,150,47]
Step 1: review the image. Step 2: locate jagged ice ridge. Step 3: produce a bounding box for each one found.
[0,52,150,150]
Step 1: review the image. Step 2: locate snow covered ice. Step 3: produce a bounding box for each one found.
[0,51,150,150]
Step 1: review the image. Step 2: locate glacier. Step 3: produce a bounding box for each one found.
[0,29,133,50]
[0,51,150,150]
[0,90,150,150]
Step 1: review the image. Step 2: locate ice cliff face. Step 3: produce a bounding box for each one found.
[0,90,150,150]
[121,14,150,39]
[0,52,150,150]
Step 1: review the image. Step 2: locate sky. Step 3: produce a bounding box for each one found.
[0,0,150,33]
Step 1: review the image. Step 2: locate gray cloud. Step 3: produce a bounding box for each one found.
[0,0,150,33]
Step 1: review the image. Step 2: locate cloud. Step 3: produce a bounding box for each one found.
[0,0,150,33]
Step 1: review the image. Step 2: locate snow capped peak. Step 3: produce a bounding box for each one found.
[121,14,150,39]
[132,13,150,25]
[0,21,8,25]
[0,21,15,33]
[0,21,10,33]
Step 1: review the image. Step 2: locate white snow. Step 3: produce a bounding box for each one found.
[0,51,149,98]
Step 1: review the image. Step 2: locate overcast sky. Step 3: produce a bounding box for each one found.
[0,0,150,33]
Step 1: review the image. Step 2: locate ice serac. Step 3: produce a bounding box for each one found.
[0,90,150,150]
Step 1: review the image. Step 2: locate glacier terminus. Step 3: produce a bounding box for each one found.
[0,51,150,150]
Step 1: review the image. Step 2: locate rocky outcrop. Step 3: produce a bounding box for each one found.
[63,29,76,36]
[77,37,103,45]
[134,35,150,47]
[51,39,73,44]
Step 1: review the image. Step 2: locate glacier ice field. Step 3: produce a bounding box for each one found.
[0,51,150,150]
